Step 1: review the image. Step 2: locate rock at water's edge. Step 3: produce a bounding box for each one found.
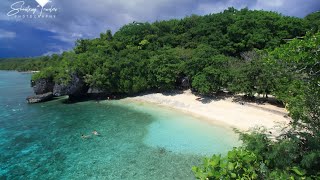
[26,92,54,104]
[53,74,88,97]
[32,79,54,95]
[28,74,89,103]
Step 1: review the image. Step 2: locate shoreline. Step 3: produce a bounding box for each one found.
[121,98,239,133]
[122,90,290,133]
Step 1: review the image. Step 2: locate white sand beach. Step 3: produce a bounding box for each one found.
[124,90,290,133]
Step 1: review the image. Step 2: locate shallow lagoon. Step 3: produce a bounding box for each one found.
[0,71,240,179]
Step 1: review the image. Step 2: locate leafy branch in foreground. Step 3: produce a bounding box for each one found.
[192,148,263,179]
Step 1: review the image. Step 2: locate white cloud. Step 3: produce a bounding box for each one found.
[42,43,68,56]
[0,29,16,39]
[196,0,249,15]
[3,0,193,48]
[256,0,284,8]
[51,35,77,43]
[42,49,64,56]
[252,0,318,16]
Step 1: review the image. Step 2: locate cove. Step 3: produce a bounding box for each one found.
[0,71,240,179]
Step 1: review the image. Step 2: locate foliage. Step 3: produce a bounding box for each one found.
[193,33,320,179]
[193,148,263,180]
[2,8,309,95]
[31,67,57,81]
[269,32,320,125]
[192,55,231,94]
[193,130,317,179]
[0,55,61,72]
[305,11,320,33]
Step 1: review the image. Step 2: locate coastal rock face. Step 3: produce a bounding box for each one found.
[27,74,89,104]
[87,87,106,94]
[32,79,54,95]
[53,74,88,97]
[26,92,54,104]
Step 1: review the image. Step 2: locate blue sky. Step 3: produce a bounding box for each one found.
[0,0,319,58]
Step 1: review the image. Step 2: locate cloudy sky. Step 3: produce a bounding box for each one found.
[0,0,319,58]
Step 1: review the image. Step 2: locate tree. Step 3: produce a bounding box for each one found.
[193,33,320,179]
[192,55,231,94]
[305,11,320,33]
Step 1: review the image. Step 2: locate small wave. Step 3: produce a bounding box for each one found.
[12,108,23,112]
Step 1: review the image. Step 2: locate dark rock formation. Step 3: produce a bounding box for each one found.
[181,77,190,88]
[86,87,110,100]
[26,92,54,104]
[87,87,105,94]
[53,74,89,97]
[27,74,90,103]
[32,79,54,95]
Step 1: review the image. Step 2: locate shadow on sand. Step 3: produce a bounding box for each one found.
[160,90,233,104]
[160,90,285,108]
[60,89,285,109]
[232,95,285,108]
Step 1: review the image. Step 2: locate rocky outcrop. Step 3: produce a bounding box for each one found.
[87,87,105,94]
[27,74,89,104]
[86,87,110,100]
[53,74,89,97]
[26,92,54,104]
[32,79,54,95]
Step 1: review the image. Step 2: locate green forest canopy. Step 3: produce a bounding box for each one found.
[1,8,317,95]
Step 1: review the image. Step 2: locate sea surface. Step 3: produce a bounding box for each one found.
[0,71,240,179]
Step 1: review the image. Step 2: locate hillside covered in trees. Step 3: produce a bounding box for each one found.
[0,56,60,72]
[1,8,319,179]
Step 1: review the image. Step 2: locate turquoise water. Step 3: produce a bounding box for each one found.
[0,71,240,179]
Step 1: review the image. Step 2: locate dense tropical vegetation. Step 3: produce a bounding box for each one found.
[193,32,320,179]
[1,8,319,179]
[0,55,61,72]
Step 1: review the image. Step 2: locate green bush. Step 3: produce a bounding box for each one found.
[193,148,265,179]
[31,67,57,81]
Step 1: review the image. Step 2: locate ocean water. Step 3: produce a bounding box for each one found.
[0,71,240,180]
